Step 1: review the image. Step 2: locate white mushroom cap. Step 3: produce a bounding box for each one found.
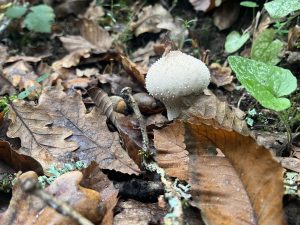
[145,50,210,120]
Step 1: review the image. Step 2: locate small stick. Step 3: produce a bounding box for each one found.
[121,87,184,225]
[18,172,95,225]
[121,87,151,157]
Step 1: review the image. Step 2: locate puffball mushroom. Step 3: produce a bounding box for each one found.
[145,51,210,120]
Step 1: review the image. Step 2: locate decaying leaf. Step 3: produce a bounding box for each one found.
[48,0,92,18]
[60,19,112,53]
[38,90,140,175]
[7,100,79,170]
[184,121,286,225]
[81,161,119,225]
[83,0,105,21]
[288,25,300,51]
[154,120,189,181]
[0,171,104,225]
[209,62,234,87]
[130,4,174,37]
[180,89,250,136]
[113,199,166,225]
[189,0,225,12]
[3,60,40,98]
[52,48,91,70]
[213,0,240,30]
[0,140,42,173]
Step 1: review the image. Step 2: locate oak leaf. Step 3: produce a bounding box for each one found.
[38,90,140,175]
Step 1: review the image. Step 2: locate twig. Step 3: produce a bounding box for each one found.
[121,87,185,225]
[121,87,150,157]
[18,171,95,225]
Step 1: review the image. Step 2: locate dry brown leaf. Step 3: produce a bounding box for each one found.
[113,199,166,225]
[184,121,286,225]
[60,19,112,53]
[278,157,300,173]
[63,77,91,89]
[38,90,140,175]
[213,0,240,30]
[76,67,100,77]
[288,25,300,51]
[0,44,8,65]
[0,171,103,225]
[253,15,271,40]
[52,48,91,70]
[81,161,119,225]
[3,60,40,98]
[6,55,43,64]
[7,100,79,170]
[180,89,250,136]
[0,140,42,172]
[154,120,189,181]
[83,0,105,21]
[209,62,234,87]
[130,4,174,37]
[189,0,225,12]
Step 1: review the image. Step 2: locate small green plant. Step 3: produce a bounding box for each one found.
[225,31,250,54]
[246,108,257,127]
[228,56,297,146]
[264,0,300,19]
[250,29,283,65]
[5,4,55,33]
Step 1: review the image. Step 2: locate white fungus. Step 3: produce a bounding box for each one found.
[145,50,210,120]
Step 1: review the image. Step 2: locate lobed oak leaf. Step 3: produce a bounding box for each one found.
[38,90,140,175]
[7,100,79,170]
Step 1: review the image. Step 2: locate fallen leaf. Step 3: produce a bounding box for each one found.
[5,55,43,64]
[113,199,166,225]
[63,77,91,89]
[0,44,8,65]
[180,89,250,136]
[189,0,225,12]
[60,19,112,53]
[154,120,189,181]
[7,100,79,170]
[209,62,234,87]
[0,140,42,172]
[288,25,300,51]
[3,60,40,98]
[0,171,104,225]
[83,0,105,21]
[278,157,300,172]
[184,120,286,225]
[52,48,91,70]
[76,67,99,77]
[130,4,174,37]
[213,0,240,30]
[38,90,140,175]
[81,161,119,225]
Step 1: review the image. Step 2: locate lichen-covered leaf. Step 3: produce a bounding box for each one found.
[251,29,283,65]
[228,56,297,111]
[264,0,300,18]
[225,31,250,53]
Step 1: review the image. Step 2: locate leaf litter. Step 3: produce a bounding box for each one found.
[0,0,298,224]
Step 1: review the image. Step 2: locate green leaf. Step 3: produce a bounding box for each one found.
[225,31,250,53]
[17,85,36,100]
[251,29,283,65]
[23,4,55,33]
[5,5,27,19]
[228,56,297,111]
[36,73,49,83]
[240,1,258,8]
[264,0,300,18]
